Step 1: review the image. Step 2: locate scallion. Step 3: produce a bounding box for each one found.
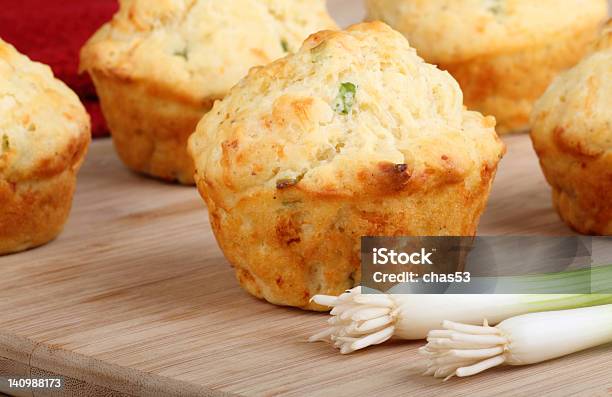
[281,39,289,53]
[333,82,357,115]
[420,304,612,379]
[2,134,9,152]
[309,289,612,354]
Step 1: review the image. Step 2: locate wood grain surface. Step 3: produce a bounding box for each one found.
[0,135,611,397]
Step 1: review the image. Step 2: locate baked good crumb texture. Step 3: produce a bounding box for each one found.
[0,39,90,255]
[189,22,505,310]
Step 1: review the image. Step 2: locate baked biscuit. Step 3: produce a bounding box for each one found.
[366,0,609,134]
[0,39,90,255]
[531,22,612,235]
[80,0,337,184]
[189,22,505,310]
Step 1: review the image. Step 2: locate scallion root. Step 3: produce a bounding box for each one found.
[419,320,509,380]
[309,287,399,354]
[420,304,612,380]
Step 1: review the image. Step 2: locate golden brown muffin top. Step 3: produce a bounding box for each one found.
[80,0,337,105]
[532,24,612,159]
[0,39,90,181]
[189,22,505,207]
[366,0,609,64]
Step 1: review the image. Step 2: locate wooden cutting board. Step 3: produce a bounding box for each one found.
[1,135,611,397]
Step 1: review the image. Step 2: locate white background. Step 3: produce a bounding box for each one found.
[327,0,612,28]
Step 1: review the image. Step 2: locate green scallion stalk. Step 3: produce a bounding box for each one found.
[333,82,356,115]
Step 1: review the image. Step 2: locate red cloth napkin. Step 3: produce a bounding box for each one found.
[0,0,118,137]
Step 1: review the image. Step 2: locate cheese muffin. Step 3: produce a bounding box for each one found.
[188,22,505,310]
[0,39,90,255]
[80,0,337,184]
[366,0,609,134]
[531,22,612,235]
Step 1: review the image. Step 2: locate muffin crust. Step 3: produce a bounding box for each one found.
[189,22,505,309]
[531,23,612,235]
[81,0,337,184]
[366,0,609,133]
[0,39,90,254]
